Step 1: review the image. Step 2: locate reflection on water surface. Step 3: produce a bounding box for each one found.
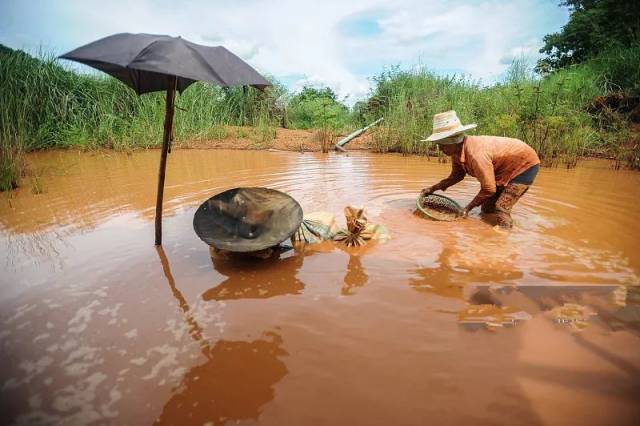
[1,150,639,425]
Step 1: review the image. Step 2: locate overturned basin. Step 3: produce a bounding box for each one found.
[193,187,303,252]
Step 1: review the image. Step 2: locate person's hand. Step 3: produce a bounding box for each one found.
[459,206,471,218]
[420,185,439,197]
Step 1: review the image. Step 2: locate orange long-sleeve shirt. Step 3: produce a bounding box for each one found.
[440,135,540,207]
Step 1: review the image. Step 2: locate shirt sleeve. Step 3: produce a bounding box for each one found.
[468,152,497,207]
[439,160,466,189]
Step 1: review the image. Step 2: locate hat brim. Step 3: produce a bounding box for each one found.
[421,124,477,143]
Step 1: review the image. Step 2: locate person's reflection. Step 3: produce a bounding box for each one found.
[410,246,523,301]
[155,247,289,425]
[202,248,306,301]
[410,248,469,300]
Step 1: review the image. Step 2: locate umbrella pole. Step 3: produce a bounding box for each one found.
[155,76,178,246]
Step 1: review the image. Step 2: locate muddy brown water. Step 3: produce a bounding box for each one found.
[1,150,640,425]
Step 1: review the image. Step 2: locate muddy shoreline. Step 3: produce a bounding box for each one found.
[21,125,629,169]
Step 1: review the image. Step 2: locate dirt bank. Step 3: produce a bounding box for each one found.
[174,126,637,170]
[177,127,373,152]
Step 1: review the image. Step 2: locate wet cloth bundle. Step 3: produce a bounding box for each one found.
[333,206,388,247]
[291,212,339,244]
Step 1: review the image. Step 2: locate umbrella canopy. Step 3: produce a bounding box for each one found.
[193,187,303,253]
[60,33,270,93]
[60,33,271,246]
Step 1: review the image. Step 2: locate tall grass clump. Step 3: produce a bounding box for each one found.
[248,100,279,148]
[360,47,639,168]
[2,41,639,187]
[0,46,288,149]
[0,46,162,152]
[363,67,481,155]
[580,46,640,167]
[0,126,25,191]
[0,45,290,189]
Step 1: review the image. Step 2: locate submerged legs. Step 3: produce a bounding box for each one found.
[493,183,530,228]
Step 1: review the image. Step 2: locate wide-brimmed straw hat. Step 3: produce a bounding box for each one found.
[422,110,477,143]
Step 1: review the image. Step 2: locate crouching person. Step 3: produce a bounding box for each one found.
[421,111,540,228]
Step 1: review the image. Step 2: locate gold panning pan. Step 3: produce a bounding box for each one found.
[416,194,463,222]
[194,187,303,252]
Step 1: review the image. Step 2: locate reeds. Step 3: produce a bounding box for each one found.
[363,64,596,165]
[362,47,640,168]
[0,47,288,190]
[0,129,24,191]
[1,44,638,191]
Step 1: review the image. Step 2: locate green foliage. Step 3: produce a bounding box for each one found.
[364,67,484,155]
[292,86,338,102]
[0,132,23,192]
[581,45,640,94]
[2,35,639,192]
[249,105,278,148]
[287,86,351,130]
[350,100,371,127]
[0,45,294,189]
[362,53,636,167]
[0,46,353,161]
[0,45,287,151]
[537,0,640,73]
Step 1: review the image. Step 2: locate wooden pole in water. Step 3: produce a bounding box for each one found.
[155,75,178,246]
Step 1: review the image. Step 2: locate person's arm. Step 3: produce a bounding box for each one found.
[463,153,496,215]
[422,161,465,195]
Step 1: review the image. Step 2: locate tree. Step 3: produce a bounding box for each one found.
[287,86,349,129]
[537,0,640,72]
[293,86,339,103]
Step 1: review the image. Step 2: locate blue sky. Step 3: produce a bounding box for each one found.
[0,0,569,104]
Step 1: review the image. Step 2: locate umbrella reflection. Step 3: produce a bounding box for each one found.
[202,249,306,301]
[157,246,208,353]
[154,332,288,426]
[155,247,289,425]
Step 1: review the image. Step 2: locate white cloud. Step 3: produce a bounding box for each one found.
[0,0,568,104]
[499,38,543,65]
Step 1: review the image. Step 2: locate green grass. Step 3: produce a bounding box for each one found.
[0,131,24,191]
[249,107,278,148]
[0,46,289,190]
[0,46,287,146]
[360,46,640,167]
[1,44,638,191]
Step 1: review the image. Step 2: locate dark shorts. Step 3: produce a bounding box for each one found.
[510,164,539,185]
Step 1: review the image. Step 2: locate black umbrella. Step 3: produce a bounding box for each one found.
[60,33,271,245]
[193,187,303,252]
